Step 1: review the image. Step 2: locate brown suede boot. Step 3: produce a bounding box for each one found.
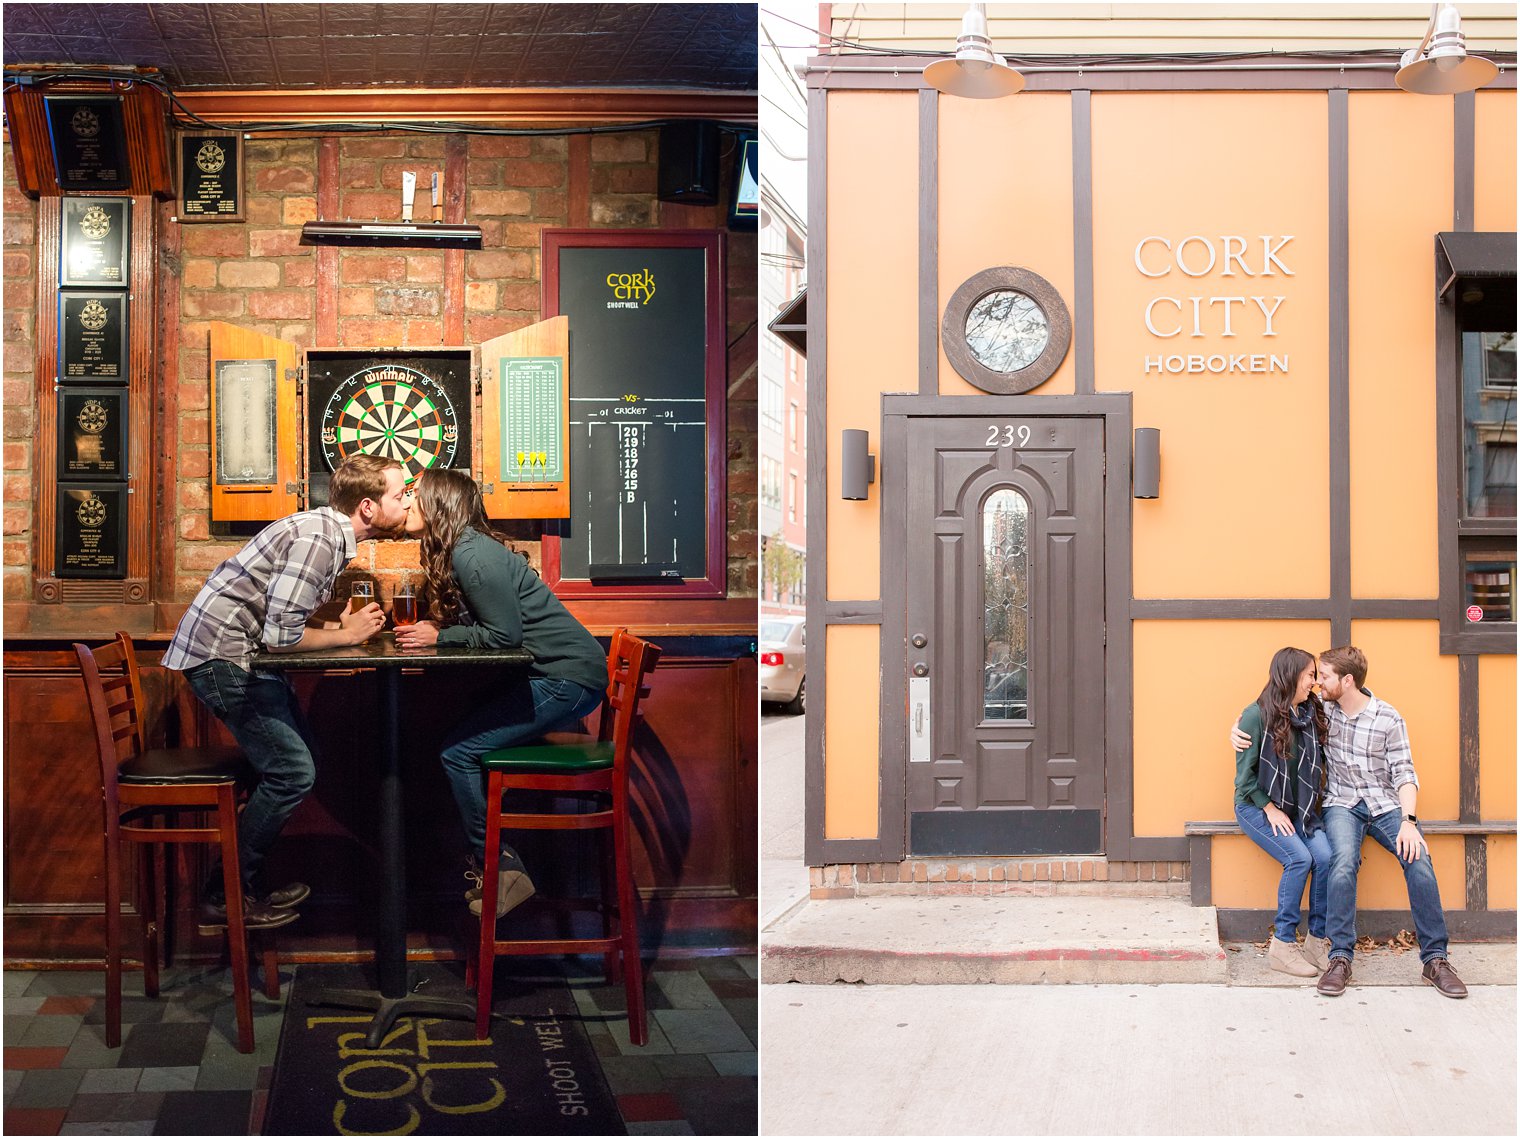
[1268,936,1318,977]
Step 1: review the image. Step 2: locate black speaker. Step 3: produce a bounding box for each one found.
[657,121,721,205]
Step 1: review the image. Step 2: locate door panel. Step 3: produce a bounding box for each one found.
[905,416,1105,856]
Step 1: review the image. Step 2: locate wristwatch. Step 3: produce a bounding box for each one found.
[1404,813,1419,824]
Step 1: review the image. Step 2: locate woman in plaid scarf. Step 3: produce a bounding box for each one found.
[1232,647,1332,978]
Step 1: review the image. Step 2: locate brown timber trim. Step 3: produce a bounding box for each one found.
[316,138,340,346]
[174,89,757,126]
[805,56,1517,93]
[918,88,938,397]
[1072,90,1094,396]
[803,86,836,867]
[876,406,909,861]
[825,602,883,624]
[1460,655,1485,909]
[442,133,468,345]
[1328,90,1352,647]
[155,198,181,608]
[1350,599,1440,619]
[1454,92,1475,231]
[127,196,154,588]
[1131,599,1328,619]
[1188,834,1212,906]
[1217,908,1514,943]
[32,197,60,594]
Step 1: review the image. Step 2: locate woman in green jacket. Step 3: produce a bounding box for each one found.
[1234,646,1332,978]
[394,468,607,920]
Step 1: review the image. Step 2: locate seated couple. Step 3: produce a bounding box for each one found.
[162,455,606,933]
[1230,645,1466,998]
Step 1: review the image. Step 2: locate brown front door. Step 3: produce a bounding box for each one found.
[903,415,1106,856]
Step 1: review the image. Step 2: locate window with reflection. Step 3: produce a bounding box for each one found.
[982,488,1030,721]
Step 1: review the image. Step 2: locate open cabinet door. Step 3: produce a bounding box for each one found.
[480,316,570,519]
[207,321,301,521]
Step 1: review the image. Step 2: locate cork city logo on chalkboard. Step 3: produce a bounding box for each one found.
[604,269,656,309]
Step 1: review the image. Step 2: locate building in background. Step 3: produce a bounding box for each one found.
[761,182,808,618]
[796,3,1515,939]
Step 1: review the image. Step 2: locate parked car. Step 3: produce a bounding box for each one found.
[760,617,806,714]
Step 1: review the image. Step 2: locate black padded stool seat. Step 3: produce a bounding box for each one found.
[119,746,249,784]
[481,739,612,775]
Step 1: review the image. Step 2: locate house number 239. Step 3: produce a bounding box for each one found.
[986,424,1031,448]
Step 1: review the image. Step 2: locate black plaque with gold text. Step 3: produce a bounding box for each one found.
[177,132,244,222]
[58,291,128,381]
[58,388,127,481]
[57,484,127,578]
[60,197,131,287]
[44,94,131,191]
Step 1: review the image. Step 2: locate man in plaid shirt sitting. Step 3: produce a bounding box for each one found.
[162,454,407,931]
[1235,645,1467,999]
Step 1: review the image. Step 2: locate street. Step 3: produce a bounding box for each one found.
[761,706,808,927]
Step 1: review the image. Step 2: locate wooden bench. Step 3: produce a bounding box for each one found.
[1183,819,1518,908]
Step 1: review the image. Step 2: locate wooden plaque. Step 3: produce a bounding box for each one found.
[59,196,130,287]
[58,387,128,481]
[56,484,127,578]
[176,131,244,222]
[58,291,128,381]
[44,94,131,191]
[482,316,571,519]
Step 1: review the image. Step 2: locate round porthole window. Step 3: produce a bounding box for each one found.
[943,267,1071,394]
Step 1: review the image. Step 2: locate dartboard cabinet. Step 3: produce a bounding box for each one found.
[206,320,570,521]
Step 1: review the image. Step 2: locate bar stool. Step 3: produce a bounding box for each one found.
[468,628,661,1042]
[75,633,278,1055]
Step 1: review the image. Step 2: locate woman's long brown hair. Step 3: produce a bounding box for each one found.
[413,468,506,626]
[1255,646,1329,763]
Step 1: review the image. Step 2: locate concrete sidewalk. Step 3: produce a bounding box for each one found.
[761,981,1518,1135]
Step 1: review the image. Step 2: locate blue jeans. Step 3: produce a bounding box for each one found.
[185,661,318,896]
[439,676,604,860]
[1324,802,1449,965]
[1235,803,1331,942]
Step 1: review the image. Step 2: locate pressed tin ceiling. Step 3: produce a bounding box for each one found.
[1,3,758,91]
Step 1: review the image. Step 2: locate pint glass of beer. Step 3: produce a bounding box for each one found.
[349,580,374,614]
[393,581,418,627]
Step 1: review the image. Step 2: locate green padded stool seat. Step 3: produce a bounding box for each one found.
[481,740,613,774]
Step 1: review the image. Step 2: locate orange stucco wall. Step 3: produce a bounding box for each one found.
[938,93,1075,397]
[1347,93,1449,599]
[1211,833,1469,910]
[824,624,880,839]
[825,92,917,604]
[818,83,1515,884]
[1091,92,1331,600]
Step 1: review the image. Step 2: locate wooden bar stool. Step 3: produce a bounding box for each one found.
[75,632,278,1055]
[468,628,661,1042]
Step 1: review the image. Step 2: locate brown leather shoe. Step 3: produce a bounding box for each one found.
[1422,957,1468,999]
[1316,957,1352,996]
[197,896,300,935]
[262,882,310,909]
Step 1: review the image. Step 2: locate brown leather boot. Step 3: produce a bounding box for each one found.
[197,895,300,935]
[1316,957,1352,996]
[1422,958,1468,999]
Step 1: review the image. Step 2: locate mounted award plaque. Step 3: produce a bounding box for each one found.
[60,197,130,287]
[57,388,127,481]
[177,131,244,222]
[44,94,131,191]
[57,291,128,381]
[56,484,127,578]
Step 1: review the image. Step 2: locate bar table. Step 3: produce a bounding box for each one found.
[252,632,533,1046]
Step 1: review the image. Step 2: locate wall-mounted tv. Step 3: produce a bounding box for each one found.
[729,130,758,231]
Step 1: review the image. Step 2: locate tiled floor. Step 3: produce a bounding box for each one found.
[3,957,757,1136]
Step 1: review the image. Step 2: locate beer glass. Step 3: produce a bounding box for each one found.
[393,581,418,627]
[349,580,374,615]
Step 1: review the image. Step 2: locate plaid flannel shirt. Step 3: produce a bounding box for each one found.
[1322,694,1419,817]
[162,508,356,672]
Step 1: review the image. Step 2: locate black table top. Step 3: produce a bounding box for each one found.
[251,632,534,671]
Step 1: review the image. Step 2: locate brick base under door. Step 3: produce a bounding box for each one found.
[809,858,1189,899]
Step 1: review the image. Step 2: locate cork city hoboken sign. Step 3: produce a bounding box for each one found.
[1134,234,1294,376]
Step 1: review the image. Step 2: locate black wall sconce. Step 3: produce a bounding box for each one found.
[1133,428,1160,499]
[842,429,876,500]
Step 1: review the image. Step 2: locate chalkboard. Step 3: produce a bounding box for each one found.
[545,231,726,598]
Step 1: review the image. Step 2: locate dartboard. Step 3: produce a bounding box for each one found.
[319,363,460,481]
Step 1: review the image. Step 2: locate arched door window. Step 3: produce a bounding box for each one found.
[982,488,1030,721]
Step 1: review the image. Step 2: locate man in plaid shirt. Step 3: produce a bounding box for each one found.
[1312,646,1466,999]
[163,454,406,931]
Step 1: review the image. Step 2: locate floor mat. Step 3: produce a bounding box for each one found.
[264,962,624,1135]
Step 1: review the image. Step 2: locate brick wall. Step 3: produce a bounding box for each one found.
[166,127,756,608]
[1,141,37,602]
